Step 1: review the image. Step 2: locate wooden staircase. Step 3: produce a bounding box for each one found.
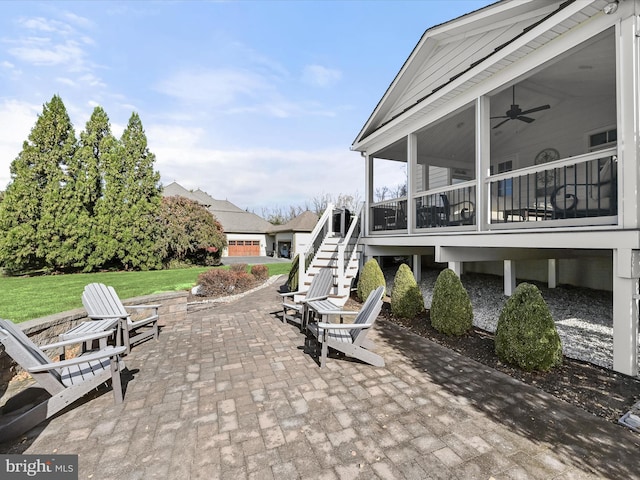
[296,204,362,307]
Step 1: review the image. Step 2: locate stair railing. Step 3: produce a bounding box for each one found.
[299,204,334,282]
[337,202,363,284]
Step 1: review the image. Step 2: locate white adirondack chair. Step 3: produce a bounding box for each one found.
[280,267,334,331]
[307,286,385,368]
[0,318,126,440]
[62,283,160,354]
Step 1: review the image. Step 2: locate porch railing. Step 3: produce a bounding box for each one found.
[371,198,407,231]
[368,147,617,234]
[488,148,617,226]
[414,182,476,229]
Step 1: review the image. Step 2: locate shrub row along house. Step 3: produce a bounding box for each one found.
[163,182,318,258]
[346,0,639,376]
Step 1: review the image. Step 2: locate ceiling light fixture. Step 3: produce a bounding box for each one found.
[604,1,619,15]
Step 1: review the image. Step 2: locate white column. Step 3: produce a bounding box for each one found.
[448,261,462,277]
[476,95,491,231]
[504,260,516,296]
[617,14,640,228]
[613,249,639,376]
[413,254,421,283]
[548,259,558,289]
[365,154,374,236]
[407,133,417,234]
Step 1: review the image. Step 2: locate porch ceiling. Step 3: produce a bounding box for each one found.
[371,26,614,167]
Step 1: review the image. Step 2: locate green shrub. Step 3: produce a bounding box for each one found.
[495,282,562,372]
[357,258,386,302]
[391,263,424,318]
[430,269,473,335]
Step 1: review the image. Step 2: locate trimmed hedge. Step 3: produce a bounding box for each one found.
[391,263,424,318]
[357,258,386,302]
[495,282,562,372]
[430,268,473,335]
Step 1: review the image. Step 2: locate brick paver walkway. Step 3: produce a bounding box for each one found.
[2,277,639,479]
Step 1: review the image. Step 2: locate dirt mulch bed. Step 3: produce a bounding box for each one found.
[370,299,640,426]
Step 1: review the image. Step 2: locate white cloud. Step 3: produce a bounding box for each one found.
[149,136,363,211]
[8,37,86,68]
[0,99,42,189]
[302,64,342,88]
[155,69,270,106]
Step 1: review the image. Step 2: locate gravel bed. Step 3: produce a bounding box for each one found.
[384,267,639,375]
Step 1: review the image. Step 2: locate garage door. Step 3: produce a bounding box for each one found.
[228,240,261,256]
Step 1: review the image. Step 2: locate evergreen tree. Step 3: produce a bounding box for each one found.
[76,107,118,271]
[0,95,76,274]
[103,113,162,270]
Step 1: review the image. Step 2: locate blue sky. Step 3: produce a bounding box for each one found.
[0,0,494,214]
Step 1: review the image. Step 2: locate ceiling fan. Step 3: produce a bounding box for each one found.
[491,85,550,129]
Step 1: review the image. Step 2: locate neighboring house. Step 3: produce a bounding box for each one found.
[351,0,640,376]
[270,210,319,259]
[163,182,273,257]
[163,182,319,258]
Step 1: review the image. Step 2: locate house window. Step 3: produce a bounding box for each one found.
[589,128,617,151]
[252,241,260,246]
[492,160,513,197]
[229,241,236,246]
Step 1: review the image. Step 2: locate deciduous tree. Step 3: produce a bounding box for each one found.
[159,196,227,266]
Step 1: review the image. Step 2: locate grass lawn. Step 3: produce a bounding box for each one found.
[1,262,291,323]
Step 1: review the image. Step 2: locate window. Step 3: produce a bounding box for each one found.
[229,241,236,246]
[252,241,260,246]
[491,160,513,197]
[589,128,617,151]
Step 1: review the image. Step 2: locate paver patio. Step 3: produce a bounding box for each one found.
[1,276,639,479]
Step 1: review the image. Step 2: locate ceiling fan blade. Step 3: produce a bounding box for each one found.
[492,118,510,129]
[517,116,535,123]
[490,115,509,119]
[520,104,550,115]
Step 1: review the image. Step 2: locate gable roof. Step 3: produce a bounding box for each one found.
[162,182,273,234]
[352,0,606,152]
[271,210,319,233]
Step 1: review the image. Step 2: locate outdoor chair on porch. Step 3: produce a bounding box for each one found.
[551,157,617,218]
[280,267,334,331]
[307,286,385,368]
[0,318,126,440]
[441,194,475,226]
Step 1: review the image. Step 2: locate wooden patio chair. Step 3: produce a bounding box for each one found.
[280,267,334,331]
[307,285,385,368]
[0,318,126,440]
[63,283,160,354]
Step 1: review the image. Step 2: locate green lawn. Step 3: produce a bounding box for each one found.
[0,262,291,323]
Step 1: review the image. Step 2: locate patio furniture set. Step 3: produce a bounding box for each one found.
[0,283,159,441]
[280,267,386,368]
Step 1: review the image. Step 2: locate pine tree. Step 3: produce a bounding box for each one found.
[0,95,76,274]
[76,107,118,271]
[105,112,163,270]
